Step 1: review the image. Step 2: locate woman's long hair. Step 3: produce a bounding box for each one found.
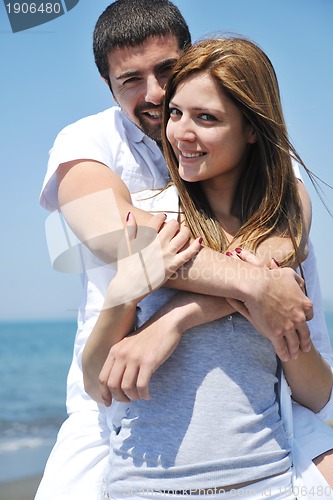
[162,37,311,266]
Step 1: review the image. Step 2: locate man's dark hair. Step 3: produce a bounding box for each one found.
[93,0,191,84]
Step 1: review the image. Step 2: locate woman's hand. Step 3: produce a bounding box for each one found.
[103,212,202,309]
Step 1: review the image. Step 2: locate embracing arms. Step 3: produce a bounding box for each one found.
[82,176,332,413]
[58,159,312,349]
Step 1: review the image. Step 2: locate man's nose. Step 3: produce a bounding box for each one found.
[145,76,165,105]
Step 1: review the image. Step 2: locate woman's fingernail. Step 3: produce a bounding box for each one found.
[198,237,203,244]
[304,342,312,353]
[226,251,233,256]
[126,212,131,222]
[272,258,280,267]
[235,248,242,254]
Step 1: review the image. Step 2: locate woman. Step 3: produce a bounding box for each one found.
[83,37,333,498]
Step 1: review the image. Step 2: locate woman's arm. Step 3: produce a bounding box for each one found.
[230,182,332,412]
[57,160,312,346]
[273,183,332,413]
[233,246,332,414]
[281,343,332,413]
[281,240,333,415]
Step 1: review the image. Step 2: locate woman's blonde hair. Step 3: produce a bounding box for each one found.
[162,37,310,265]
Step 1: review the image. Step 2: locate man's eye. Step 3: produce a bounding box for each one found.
[160,65,174,76]
[123,77,141,86]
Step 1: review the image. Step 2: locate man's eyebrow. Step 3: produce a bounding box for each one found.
[116,58,178,81]
[155,57,178,71]
[116,70,141,81]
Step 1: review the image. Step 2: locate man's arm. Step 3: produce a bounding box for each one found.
[84,291,231,405]
[82,211,203,403]
[58,160,313,354]
[97,182,314,404]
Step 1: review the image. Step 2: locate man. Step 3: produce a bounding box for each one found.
[36,1,333,498]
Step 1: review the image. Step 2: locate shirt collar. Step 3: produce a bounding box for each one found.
[121,109,162,158]
[121,110,146,144]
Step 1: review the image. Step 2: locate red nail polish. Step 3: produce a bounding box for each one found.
[235,248,242,254]
[226,251,233,256]
[198,237,203,244]
[126,212,131,222]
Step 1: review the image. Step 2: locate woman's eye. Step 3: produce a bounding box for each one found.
[200,113,217,122]
[169,108,181,117]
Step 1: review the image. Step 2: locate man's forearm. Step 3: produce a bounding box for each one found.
[166,245,260,301]
[82,301,137,403]
[97,291,233,404]
[58,161,313,346]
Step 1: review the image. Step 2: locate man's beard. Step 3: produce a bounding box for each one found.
[134,103,162,147]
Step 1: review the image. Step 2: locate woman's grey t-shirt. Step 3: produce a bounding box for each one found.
[108,288,291,496]
[106,284,290,495]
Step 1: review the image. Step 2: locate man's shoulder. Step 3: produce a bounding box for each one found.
[51,106,133,153]
[60,106,121,135]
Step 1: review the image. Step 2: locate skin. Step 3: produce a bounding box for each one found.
[167,73,256,185]
[62,34,333,485]
[58,35,313,364]
[83,67,332,488]
[85,72,331,413]
[167,71,257,233]
[107,35,180,144]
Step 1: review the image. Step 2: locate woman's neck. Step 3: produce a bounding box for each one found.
[201,178,241,239]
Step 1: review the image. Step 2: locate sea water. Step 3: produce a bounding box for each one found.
[0,314,332,483]
[0,320,76,482]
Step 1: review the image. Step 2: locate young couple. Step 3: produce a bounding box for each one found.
[37,1,333,499]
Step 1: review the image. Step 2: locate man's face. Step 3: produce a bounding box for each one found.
[107,35,181,144]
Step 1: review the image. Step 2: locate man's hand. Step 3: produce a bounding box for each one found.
[226,249,312,362]
[98,316,182,405]
[98,291,232,405]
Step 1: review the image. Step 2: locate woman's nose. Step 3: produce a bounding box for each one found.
[173,116,196,142]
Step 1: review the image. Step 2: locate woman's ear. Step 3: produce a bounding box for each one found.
[247,125,257,144]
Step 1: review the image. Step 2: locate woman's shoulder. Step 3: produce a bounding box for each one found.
[131,184,179,219]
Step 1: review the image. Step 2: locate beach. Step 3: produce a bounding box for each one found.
[0,475,41,500]
[1,315,332,499]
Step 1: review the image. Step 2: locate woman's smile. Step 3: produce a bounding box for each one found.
[166,72,256,186]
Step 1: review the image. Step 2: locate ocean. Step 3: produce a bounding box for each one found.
[0,320,76,483]
[0,314,333,484]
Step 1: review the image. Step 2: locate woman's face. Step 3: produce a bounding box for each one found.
[166,72,256,188]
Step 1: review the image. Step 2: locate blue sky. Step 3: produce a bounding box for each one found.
[1,0,332,320]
